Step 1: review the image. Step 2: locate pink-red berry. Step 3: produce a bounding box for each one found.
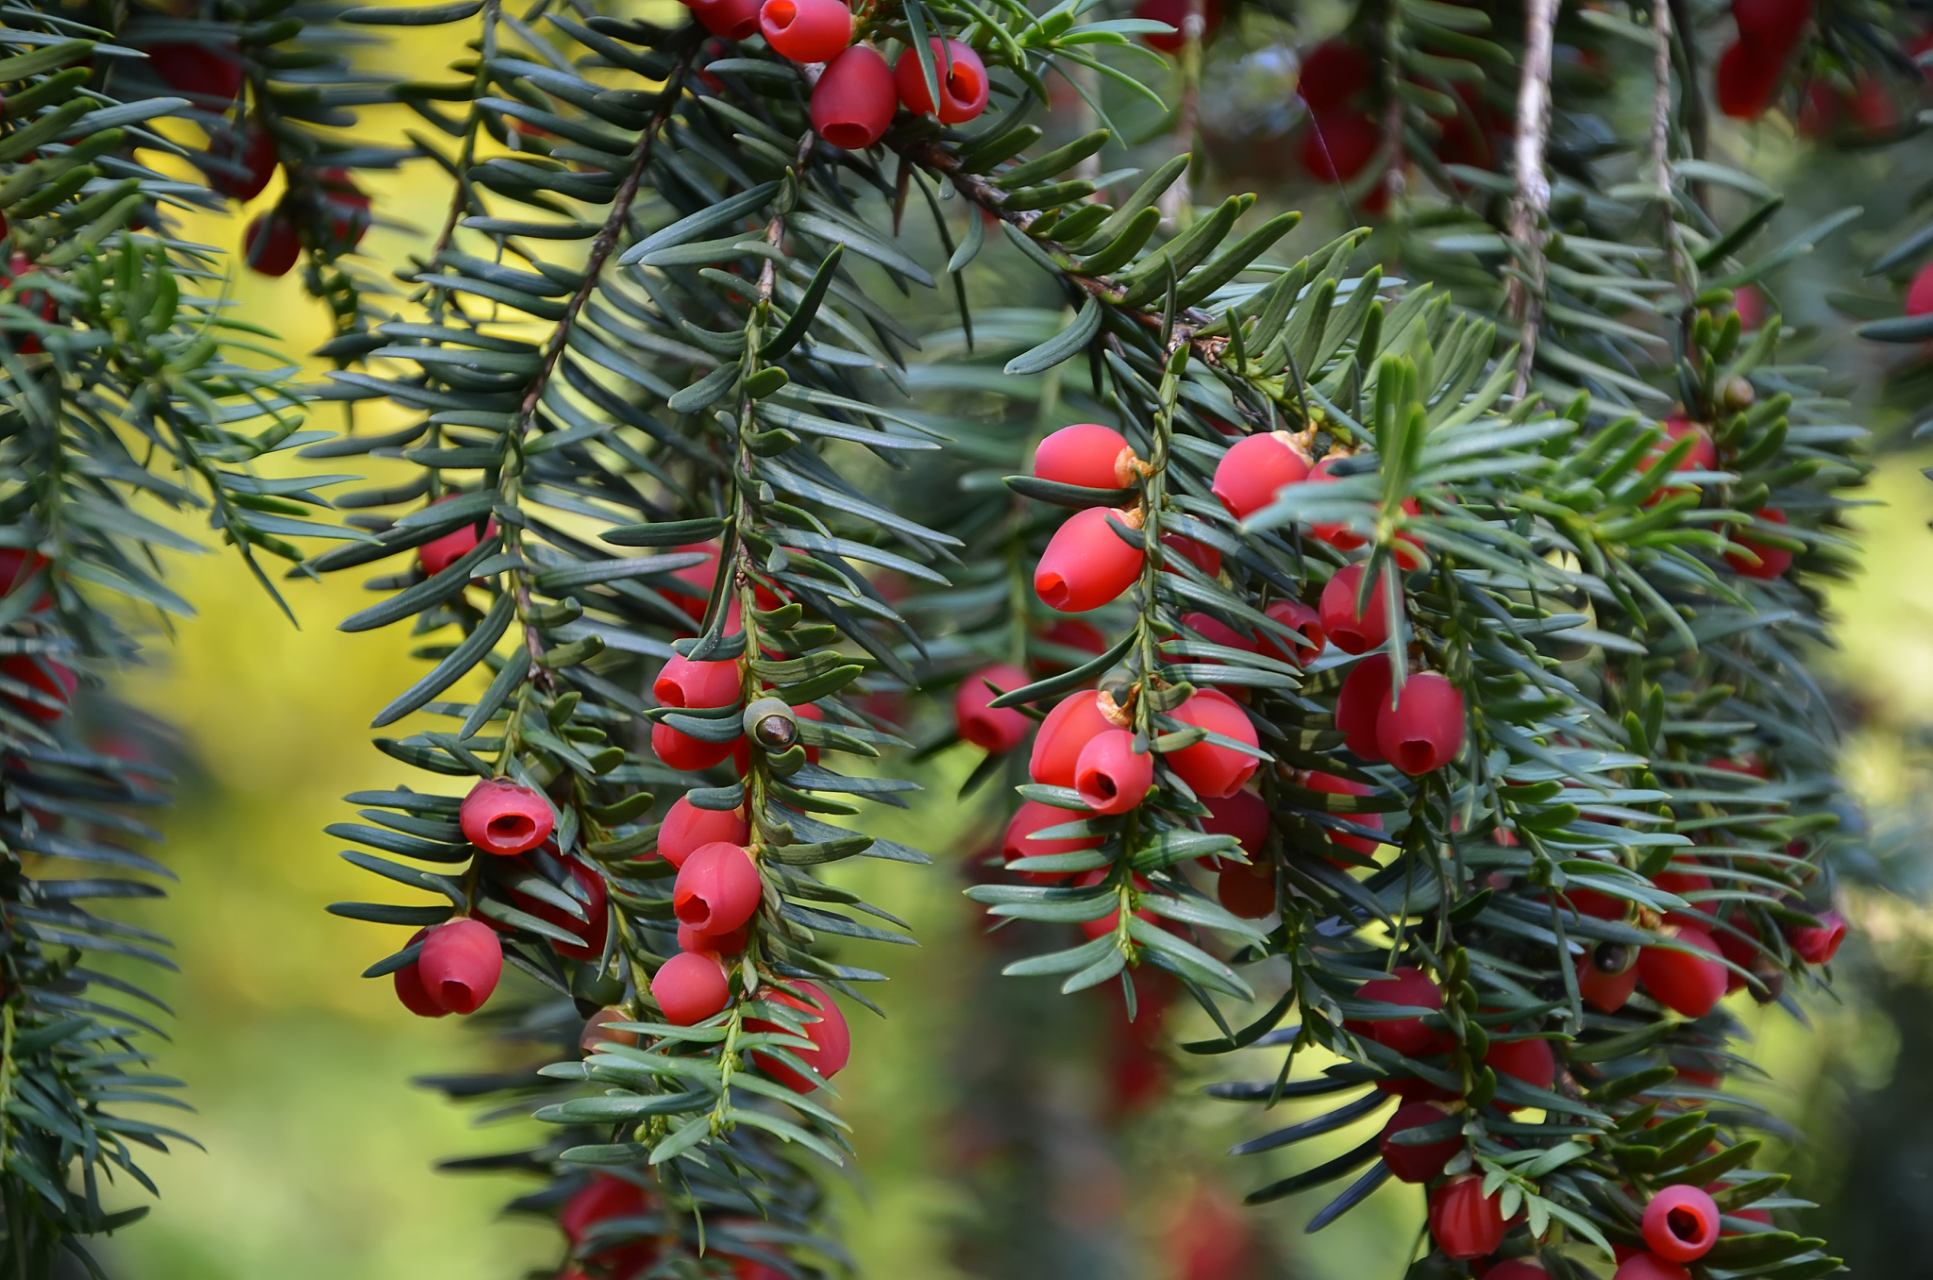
[460,777,555,856]
[1577,944,1641,1013]
[1428,1173,1506,1260]
[243,211,300,276]
[1300,110,1379,182]
[1786,908,1846,964]
[1201,787,1268,856]
[1029,689,1121,788]
[687,0,760,39]
[417,918,503,1015]
[1614,1256,1692,1280]
[1725,507,1793,579]
[893,38,989,122]
[1003,799,1100,883]
[1638,925,1730,1018]
[1320,563,1393,655]
[1484,1036,1556,1112]
[1298,38,1370,109]
[655,654,742,709]
[416,496,498,577]
[1217,862,1274,918]
[653,720,738,771]
[1375,671,1466,775]
[658,796,751,868]
[955,663,1032,753]
[1378,1099,1461,1183]
[1212,431,1310,520]
[758,0,851,62]
[0,654,76,723]
[511,859,608,961]
[673,841,763,940]
[1907,262,1933,317]
[1305,770,1381,859]
[1257,599,1325,665]
[746,981,851,1091]
[1035,424,1136,490]
[1074,728,1152,814]
[1164,688,1260,798]
[1345,966,1446,1059]
[1034,506,1144,613]
[1135,0,1223,52]
[1642,1184,1721,1262]
[812,46,897,149]
[1716,40,1783,119]
[393,927,449,1018]
[653,950,731,1024]
[1335,653,1393,760]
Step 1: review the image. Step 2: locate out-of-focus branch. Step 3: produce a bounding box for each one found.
[1507,0,1559,397]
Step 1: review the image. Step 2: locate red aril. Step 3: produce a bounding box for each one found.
[1300,110,1379,182]
[393,928,448,1018]
[1378,1100,1460,1182]
[1030,689,1123,787]
[653,950,731,1024]
[1785,908,1846,964]
[1135,0,1224,52]
[206,125,277,201]
[653,720,739,771]
[1160,533,1220,577]
[1217,862,1275,918]
[1305,770,1382,859]
[955,663,1032,753]
[1320,563,1393,654]
[893,38,989,123]
[1165,688,1260,798]
[1201,787,1268,856]
[689,0,761,39]
[1180,611,1257,654]
[1638,925,1729,1018]
[1074,729,1152,814]
[1642,1184,1721,1262]
[1034,424,1136,490]
[1035,506,1144,612]
[812,46,897,148]
[1345,966,1446,1058]
[1484,1036,1556,1111]
[1298,39,1370,109]
[1716,39,1784,119]
[658,796,749,867]
[746,981,851,1091]
[655,654,742,709]
[0,655,76,722]
[460,777,555,856]
[1907,261,1933,316]
[759,0,851,62]
[510,859,608,961]
[1577,943,1641,1013]
[1725,508,1793,579]
[1428,1173,1506,1260]
[417,918,503,1014]
[1258,598,1325,664]
[1375,671,1466,775]
[243,211,300,276]
[1335,653,1393,759]
[1614,1256,1691,1280]
[1003,799,1100,883]
[673,841,763,939]
[1733,0,1813,52]
[1212,431,1310,519]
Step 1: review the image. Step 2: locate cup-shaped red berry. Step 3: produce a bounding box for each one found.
[1724,508,1793,579]
[1715,39,1780,119]
[1484,1036,1555,1111]
[1614,1255,1691,1280]
[1378,1100,1461,1183]
[1201,787,1268,856]
[461,777,555,856]
[1375,671,1466,775]
[811,45,897,149]
[653,949,732,1025]
[758,0,851,61]
[1035,506,1144,613]
[1300,109,1380,182]
[1033,618,1108,672]
[673,841,763,939]
[661,539,722,620]
[1786,908,1846,965]
[207,125,277,201]
[393,928,449,1018]
[1160,532,1220,577]
[893,38,989,123]
[1345,966,1445,1058]
[1428,1173,1506,1260]
[955,663,1032,753]
[1165,688,1260,799]
[1732,0,1812,51]
[418,918,503,1015]
[560,1173,649,1252]
[1212,431,1310,519]
[1485,1264,1549,1280]
[1336,654,1393,760]
[1029,689,1121,788]
[416,498,498,577]
[653,720,739,771]
[746,981,851,1091]
[679,920,748,954]
[512,859,608,961]
[658,796,750,868]
[1577,946,1641,1013]
[1305,770,1381,858]
[688,0,761,39]
[1035,423,1135,490]
[1003,799,1100,883]
[655,654,742,709]
[1910,260,1933,317]
[1642,1184,1720,1262]
[1258,599,1325,665]
[1216,862,1274,918]
[1307,456,1367,548]
[147,40,245,100]
[1297,38,1370,108]
[1637,924,1729,1018]
[1181,611,1256,655]
[243,211,300,277]
[0,655,76,723]
[1320,563,1393,654]
[1074,729,1152,815]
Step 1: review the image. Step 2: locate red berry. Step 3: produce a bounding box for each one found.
[1165,687,1260,799]
[1375,671,1466,775]
[1732,0,1812,52]
[1073,869,1158,940]
[653,720,739,771]
[1378,1100,1461,1183]
[688,0,761,39]
[1035,424,1136,490]
[1074,728,1152,815]
[1307,455,1367,548]
[653,949,732,1024]
[1305,770,1382,859]
[1485,1264,1549,1280]
[679,920,748,954]
[1033,618,1109,673]
[1638,925,1729,1018]
[393,928,449,1018]
[1336,653,1393,759]
[1300,110,1380,182]
[956,663,1032,753]
[1003,799,1100,883]
[1320,563,1394,655]
[1661,413,1720,471]
[1035,506,1144,613]
[673,841,763,939]
[560,1174,653,1273]
[416,496,498,577]
[206,125,277,201]
[1258,599,1325,665]
[1029,689,1121,788]
[1577,945,1641,1013]
[894,38,989,123]
[315,168,370,254]
[746,980,851,1091]
[147,41,244,101]
[1298,39,1370,109]
[1135,0,1223,52]
[1786,908,1846,964]
[1643,1184,1720,1262]
[1346,966,1446,1059]
[759,0,852,62]
[1724,507,1793,579]
[1160,532,1220,577]
[511,859,608,961]
[1907,262,1933,316]
[1212,431,1310,519]
[1217,862,1274,918]
[1614,1255,1691,1280]
[661,540,722,620]
[1180,611,1256,654]
[655,654,742,709]
[1485,1036,1556,1111]
[1428,1173,1506,1260]
[243,211,300,276]
[1201,787,1269,856]
[0,654,76,723]
[659,796,751,868]
[417,918,503,1015]
[813,46,897,149]
[460,777,555,856]
[1715,40,1784,119]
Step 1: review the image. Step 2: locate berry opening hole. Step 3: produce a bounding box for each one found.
[820,122,874,149]
[675,897,711,927]
[1668,1206,1706,1241]
[947,66,983,99]
[1395,741,1433,774]
[1087,773,1118,800]
[488,813,537,842]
